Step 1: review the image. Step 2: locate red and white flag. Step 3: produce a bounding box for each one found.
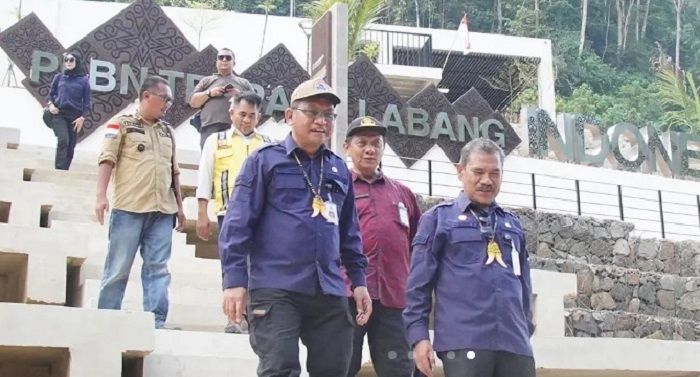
[458,14,471,54]
[105,123,120,139]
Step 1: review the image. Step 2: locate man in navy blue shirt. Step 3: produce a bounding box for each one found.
[219,78,373,376]
[403,138,535,377]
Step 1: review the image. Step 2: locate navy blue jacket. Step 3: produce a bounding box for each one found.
[48,73,91,116]
[403,192,534,356]
[218,134,367,296]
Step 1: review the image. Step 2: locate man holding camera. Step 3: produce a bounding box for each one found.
[189,48,254,149]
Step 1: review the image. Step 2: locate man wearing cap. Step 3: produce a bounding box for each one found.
[219,78,373,376]
[343,116,420,377]
[403,138,535,377]
[189,48,254,148]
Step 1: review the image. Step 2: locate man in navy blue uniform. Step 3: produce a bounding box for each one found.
[403,138,535,377]
[218,78,373,377]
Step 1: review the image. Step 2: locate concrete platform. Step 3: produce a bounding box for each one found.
[143,330,700,377]
[0,179,94,227]
[0,303,154,377]
[0,127,20,149]
[533,336,700,376]
[143,330,310,377]
[0,224,87,304]
[81,278,226,331]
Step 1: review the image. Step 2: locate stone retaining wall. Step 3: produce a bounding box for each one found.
[565,308,700,341]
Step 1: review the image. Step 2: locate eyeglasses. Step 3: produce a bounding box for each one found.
[293,108,337,122]
[64,57,75,63]
[151,92,173,106]
[217,55,233,62]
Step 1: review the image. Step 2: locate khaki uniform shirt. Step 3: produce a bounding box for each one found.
[98,113,180,214]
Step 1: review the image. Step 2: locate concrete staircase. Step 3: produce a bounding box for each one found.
[2,130,700,377]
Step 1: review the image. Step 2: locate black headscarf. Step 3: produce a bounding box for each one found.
[63,51,86,76]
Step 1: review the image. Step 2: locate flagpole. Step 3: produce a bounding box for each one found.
[442,13,468,72]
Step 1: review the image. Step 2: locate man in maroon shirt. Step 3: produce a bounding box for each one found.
[343,116,421,377]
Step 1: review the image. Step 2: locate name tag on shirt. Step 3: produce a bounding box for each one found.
[324,196,339,225]
[398,202,409,228]
[511,239,521,276]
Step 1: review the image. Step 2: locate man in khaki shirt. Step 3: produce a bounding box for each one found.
[94,75,185,329]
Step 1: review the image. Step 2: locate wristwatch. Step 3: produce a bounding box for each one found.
[206,89,212,98]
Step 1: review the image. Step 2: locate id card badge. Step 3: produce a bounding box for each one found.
[324,194,339,225]
[398,202,409,228]
[511,239,521,276]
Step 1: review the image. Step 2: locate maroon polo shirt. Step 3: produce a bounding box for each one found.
[346,171,421,309]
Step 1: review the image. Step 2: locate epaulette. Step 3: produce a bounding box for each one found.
[502,209,523,226]
[435,199,454,208]
[113,114,134,123]
[256,142,281,152]
[428,200,454,214]
[502,208,519,218]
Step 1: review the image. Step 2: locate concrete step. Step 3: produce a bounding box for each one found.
[0,145,96,172]
[0,179,95,227]
[81,278,226,332]
[0,127,20,148]
[0,303,154,377]
[0,224,87,305]
[143,329,311,377]
[144,328,700,377]
[28,168,95,189]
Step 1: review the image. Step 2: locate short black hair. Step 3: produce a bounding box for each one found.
[139,76,169,99]
[232,91,262,110]
[218,48,235,59]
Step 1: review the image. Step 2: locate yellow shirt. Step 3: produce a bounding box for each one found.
[98,113,180,214]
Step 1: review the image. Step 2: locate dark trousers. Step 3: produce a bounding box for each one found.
[50,111,80,170]
[248,288,354,377]
[433,349,535,377]
[347,300,412,377]
[199,122,230,149]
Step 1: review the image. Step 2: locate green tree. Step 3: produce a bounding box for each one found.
[657,66,700,133]
[306,0,385,59]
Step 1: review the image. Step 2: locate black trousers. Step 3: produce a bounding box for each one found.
[431,349,535,377]
[248,288,354,377]
[199,122,230,149]
[347,300,412,377]
[50,110,81,170]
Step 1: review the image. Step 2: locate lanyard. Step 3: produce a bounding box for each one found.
[468,207,497,241]
[292,151,324,198]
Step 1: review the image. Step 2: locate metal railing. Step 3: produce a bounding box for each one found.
[358,29,433,67]
[378,153,700,241]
